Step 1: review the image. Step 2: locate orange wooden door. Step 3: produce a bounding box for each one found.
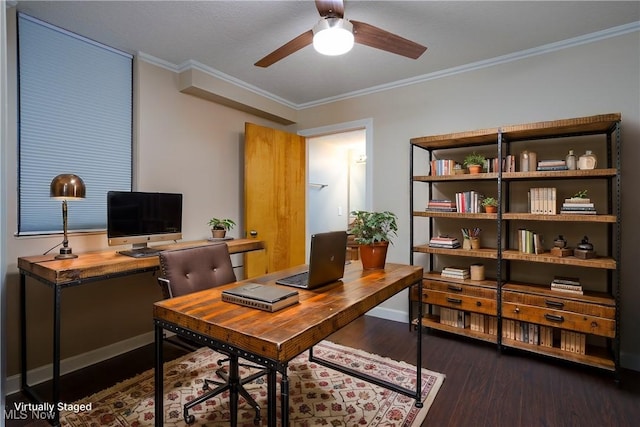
[244,123,306,278]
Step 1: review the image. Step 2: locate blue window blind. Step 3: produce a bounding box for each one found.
[18,13,132,234]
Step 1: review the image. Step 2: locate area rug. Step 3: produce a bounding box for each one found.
[60,341,445,427]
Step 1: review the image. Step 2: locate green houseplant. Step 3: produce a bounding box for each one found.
[208,218,236,238]
[481,196,498,213]
[350,210,398,269]
[463,152,486,174]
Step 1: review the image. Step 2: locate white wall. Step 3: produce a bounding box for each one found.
[293,31,640,369]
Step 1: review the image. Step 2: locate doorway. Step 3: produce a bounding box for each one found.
[298,119,372,255]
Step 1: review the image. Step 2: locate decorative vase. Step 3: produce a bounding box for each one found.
[578,150,597,170]
[359,241,389,269]
[566,150,577,170]
[211,229,226,238]
[470,263,485,281]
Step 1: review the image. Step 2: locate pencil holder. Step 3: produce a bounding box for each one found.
[470,237,480,250]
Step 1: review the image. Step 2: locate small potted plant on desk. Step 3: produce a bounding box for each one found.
[208,218,236,239]
[349,210,398,269]
[481,197,499,213]
[464,152,486,174]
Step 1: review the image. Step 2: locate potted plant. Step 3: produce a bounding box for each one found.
[481,196,498,213]
[208,218,236,238]
[349,210,398,269]
[464,152,486,174]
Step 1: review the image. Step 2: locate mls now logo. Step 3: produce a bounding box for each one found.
[4,402,55,421]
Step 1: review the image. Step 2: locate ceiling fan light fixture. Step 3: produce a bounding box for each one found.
[312,18,354,56]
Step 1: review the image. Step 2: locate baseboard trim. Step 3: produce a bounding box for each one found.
[366,306,409,324]
[6,332,155,396]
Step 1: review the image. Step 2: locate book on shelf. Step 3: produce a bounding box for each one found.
[537,159,567,171]
[426,199,457,212]
[560,209,596,215]
[429,235,461,249]
[528,187,557,214]
[552,276,581,286]
[441,266,470,279]
[516,229,544,254]
[429,159,457,176]
[455,190,483,213]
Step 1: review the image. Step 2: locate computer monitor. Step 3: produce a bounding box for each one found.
[107,191,182,257]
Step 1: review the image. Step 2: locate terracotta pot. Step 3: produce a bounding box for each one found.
[359,241,389,269]
[468,165,482,174]
[211,229,226,238]
[484,205,497,213]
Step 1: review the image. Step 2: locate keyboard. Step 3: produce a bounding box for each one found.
[118,248,161,258]
[276,271,309,288]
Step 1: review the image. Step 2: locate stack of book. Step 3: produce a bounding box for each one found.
[528,187,557,214]
[550,276,583,295]
[560,197,596,215]
[441,266,470,279]
[536,159,568,171]
[426,199,457,212]
[428,236,460,249]
[455,190,483,213]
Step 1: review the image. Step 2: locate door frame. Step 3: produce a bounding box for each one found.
[298,118,373,250]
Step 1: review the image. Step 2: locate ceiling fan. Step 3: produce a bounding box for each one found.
[255,0,427,67]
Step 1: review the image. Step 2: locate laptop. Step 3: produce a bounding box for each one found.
[276,231,348,289]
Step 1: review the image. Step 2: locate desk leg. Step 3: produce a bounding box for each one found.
[280,368,289,427]
[20,273,27,391]
[154,324,164,427]
[415,279,424,406]
[229,356,239,427]
[267,368,277,426]
[52,285,62,425]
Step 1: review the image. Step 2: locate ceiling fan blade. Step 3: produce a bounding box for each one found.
[351,20,427,59]
[315,0,344,18]
[254,30,314,67]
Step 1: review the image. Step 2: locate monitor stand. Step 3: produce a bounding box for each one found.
[118,243,161,258]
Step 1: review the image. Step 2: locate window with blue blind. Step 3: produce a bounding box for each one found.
[18,13,132,234]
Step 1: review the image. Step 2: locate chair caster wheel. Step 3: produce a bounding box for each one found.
[184,414,196,425]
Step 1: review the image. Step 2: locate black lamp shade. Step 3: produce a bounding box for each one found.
[50,174,86,199]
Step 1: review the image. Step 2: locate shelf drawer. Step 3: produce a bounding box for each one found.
[424,279,497,299]
[502,290,615,319]
[419,287,497,316]
[501,302,615,337]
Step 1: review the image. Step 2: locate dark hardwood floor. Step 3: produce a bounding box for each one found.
[7,316,640,426]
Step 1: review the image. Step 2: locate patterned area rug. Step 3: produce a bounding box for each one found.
[60,341,445,426]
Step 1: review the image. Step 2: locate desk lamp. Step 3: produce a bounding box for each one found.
[50,174,86,259]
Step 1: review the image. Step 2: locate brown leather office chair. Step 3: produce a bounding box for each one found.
[158,243,265,425]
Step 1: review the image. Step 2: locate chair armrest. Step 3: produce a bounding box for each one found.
[157,277,174,299]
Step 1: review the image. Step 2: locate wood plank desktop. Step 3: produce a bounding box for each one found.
[153,261,424,426]
[18,238,265,426]
[18,238,264,286]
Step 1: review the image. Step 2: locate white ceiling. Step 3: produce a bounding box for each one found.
[12,1,640,107]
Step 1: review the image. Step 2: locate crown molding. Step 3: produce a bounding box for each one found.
[137,21,640,111]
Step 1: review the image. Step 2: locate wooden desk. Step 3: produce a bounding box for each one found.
[153,262,424,427]
[18,238,264,425]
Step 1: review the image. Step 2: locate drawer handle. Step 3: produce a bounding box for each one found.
[545,299,565,309]
[446,297,462,305]
[514,307,520,314]
[447,285,463,292]
[476,301,482,307]
[545,314,565,323]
